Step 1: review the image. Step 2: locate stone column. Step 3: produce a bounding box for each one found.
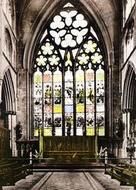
[17,68,27,139]
[12,114,18,156]
[122,113,127,158]
[0,1,3,103]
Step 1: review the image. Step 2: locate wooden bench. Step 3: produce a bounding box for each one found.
[105,163,136,187]
[0,159,32,188]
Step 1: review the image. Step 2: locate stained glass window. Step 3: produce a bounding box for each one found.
[33,3,105,137]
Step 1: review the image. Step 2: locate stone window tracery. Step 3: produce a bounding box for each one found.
[33,3,105,137]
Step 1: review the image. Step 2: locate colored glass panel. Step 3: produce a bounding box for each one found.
[65,69,73,136]
[65,69,73,104]
[43,128,52,136]
[76,69,84,135]
[76,69,84,104]
[54,114,62,136]
[65,113,73,136]
[96,112,104,136]
[86,69,94,104]
[86,113,94,136]
[54,104,62,113]
[76,113,85,136]
[43,71,53,136]
[76,104,84,112]
[44,114,52,127]
[33,70,42,136]
[96,67,105,136]
[65,105,73,113]
[54,70,62,105]
[86,69,95,136]
[44,71,52,108]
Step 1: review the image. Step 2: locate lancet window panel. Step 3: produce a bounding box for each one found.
[33,3,105,137]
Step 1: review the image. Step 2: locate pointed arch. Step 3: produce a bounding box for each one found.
[1,69,16,116]
[23,0,111,72]
[21,0,114,140]
[122,62,136,111]
[31,2,106,137]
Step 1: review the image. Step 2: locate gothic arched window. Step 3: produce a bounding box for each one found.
[33,3,105,137]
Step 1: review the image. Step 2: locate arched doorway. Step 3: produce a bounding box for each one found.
[32,2,107,162]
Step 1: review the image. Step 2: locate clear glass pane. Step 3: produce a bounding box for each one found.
[65,16,72,26]
[63,3,74,7]
[90,27,98,40]
[61,40,68,48]
[91,53,102,64]
[96,67,104,83]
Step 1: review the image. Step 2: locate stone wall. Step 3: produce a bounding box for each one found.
[0,0,17,157]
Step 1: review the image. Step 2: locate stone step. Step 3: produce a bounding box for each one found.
[90,172,135,190]
[2,186,15,190]
[2,173,46,190]
[14,173,45,190]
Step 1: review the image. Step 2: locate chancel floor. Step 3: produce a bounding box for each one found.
[6,171,134,190]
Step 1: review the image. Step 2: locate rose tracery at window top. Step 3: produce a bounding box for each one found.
[33,3,105,137]
[49,10,89,48]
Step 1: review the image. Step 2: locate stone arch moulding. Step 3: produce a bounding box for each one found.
[122,61,136,111]
[4,28,13,58]
[23,0,113,72]
[1,68,16,115]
